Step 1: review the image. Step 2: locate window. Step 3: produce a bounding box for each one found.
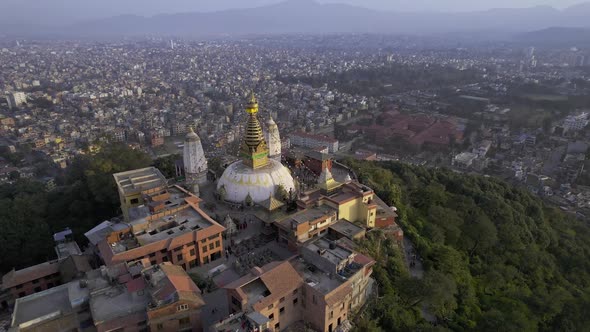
[18,292,25,297]
[268,313,274,321]
[47,282,54,288]
[179,317,190,327]
[231,296,241,307]
[34,287,42,292]
[130,198,139,204]
[160,249,167,254]
[340,303,345,310]
[215,240,220,248]
[293,289,298,295]
[279,307,285,315]
[202,246,207,253]
[268,304,274,310]
[312,295,317,304]
[279,297,285,303]
[190,248,195,256]
[275,322,280,330]
[189,260,197,268]
[177,254,183,261]
[201,239,207,244]
[15,285,23,289]
[157,323,164,330]
[174,247,183,252]
[32,279,39,284]
[149,252,156,257]
[151,261,157,266]
[177,304,189,312]
[209,243,214,250]
[162,256,168,262]
[329,311,334,319]
[293,298,298,305]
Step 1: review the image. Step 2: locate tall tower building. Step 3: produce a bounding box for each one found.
[266,116,282,161]
[183,127,208,185]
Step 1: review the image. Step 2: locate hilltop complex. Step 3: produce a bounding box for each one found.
[2,94,401,332]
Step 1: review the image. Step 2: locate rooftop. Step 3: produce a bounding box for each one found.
[12,282,89,329]
[291,258,343,295]
[304,237,354,267]
[113,167,167,196]
[90,284,149,324]
[2,260,60,289]
[277,205,335,229]
[131,206,216,247]
[329,219,365,239]
[55,241,82,259]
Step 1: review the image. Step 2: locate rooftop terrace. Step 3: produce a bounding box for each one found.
[113,167,167,196]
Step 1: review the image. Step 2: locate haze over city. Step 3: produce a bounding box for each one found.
[0,0,587,25]
[1,1,590,332]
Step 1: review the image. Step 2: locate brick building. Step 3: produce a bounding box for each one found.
[215,237,375,332]
[88,168,225,271]
[9,262,205,332]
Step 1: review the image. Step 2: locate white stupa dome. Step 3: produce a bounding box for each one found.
[217,159,295,203]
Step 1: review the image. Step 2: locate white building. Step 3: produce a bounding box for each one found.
[6,92,27,109]
[453,152,479,169]
[289,131,339,153]
[564,112,589,132]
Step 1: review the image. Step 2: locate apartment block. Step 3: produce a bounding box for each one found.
[9,262,205,332]
[88,169,225,270]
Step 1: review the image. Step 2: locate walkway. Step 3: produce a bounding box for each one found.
[402,236,436,324]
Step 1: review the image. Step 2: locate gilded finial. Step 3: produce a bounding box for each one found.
[246,91,258,114]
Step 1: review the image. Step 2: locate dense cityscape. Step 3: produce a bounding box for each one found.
[1,2,590,332]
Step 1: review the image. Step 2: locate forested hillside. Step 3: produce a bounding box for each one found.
[347,160,590,332]
[0,144,152,273]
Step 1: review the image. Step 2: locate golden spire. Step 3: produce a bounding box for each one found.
[246,91,259,115]
[240,92,269,169]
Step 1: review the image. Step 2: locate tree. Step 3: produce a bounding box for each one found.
[344,159,590,331]
[153,154,180,178]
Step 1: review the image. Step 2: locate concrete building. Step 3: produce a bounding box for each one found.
[295,171,396,230]
[564,112,589,132]
[113,167,168,222]
[87,183,225,270]
[9,262,205,332]
[6,92,27,109]
[304,151,333,176]
[453,152,479,169]
[216,237,375,332]
[2,230,92,305]
[289,131,339,153]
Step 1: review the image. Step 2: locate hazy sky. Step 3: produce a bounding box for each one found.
[0,0,585,25]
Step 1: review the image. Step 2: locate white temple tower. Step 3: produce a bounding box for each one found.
[183,127,208,185]
[266,116,282,161]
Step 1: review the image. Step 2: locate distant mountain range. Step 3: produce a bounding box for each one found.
[3,0,590,38]
[517,27,590,46]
